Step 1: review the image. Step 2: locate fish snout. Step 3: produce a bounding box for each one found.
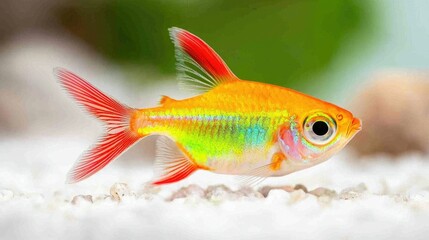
[347,117,362,136]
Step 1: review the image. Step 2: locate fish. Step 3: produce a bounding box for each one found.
[55,27,362,185]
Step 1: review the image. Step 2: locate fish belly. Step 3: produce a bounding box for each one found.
[205,144,280,175]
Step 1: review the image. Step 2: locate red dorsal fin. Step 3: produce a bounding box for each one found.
[55,68,142,183]
[152,136,198,185]
[169,27,238,92]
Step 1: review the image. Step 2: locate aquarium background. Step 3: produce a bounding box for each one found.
[0,0,428,239]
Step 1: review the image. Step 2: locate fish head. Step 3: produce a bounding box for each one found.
[278,103,361,167]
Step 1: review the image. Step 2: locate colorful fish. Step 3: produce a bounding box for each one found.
[56,27,361,185]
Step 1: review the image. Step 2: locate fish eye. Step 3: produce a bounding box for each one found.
[312,121,329,136]
[303,113,337,145]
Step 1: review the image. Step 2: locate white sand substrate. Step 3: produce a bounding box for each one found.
[1,137,429,240]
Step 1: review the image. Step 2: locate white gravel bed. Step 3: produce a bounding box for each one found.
[1,137,429,240]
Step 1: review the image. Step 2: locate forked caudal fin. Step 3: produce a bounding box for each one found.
[169,27,239,92]
[55,68,141,183]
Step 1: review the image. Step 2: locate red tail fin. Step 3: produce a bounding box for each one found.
[55,68,141,183]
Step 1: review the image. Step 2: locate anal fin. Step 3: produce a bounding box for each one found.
[152,136,198,185]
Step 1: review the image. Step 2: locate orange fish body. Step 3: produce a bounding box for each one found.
[56,27,361,185]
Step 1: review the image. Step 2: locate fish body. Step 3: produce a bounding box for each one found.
[133,81,288,174]
[56,27,361,185]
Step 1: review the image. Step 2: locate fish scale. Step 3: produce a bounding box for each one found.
[134,102,282,170]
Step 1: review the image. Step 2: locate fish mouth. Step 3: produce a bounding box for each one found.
[347,117,362,137]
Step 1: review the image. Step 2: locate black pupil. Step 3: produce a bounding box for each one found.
[312,121,329,136]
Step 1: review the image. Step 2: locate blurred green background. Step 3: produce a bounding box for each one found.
[2,0,428,156]
[59,0,375,90]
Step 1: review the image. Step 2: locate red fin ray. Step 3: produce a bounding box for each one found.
[55,68,142,183]
[56,69,131,133]
[69,131,140,183]
[152,136,198,185]
[169,27,238,92]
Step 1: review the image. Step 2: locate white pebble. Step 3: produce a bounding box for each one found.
[289,190,307,204]
[110,183,132,201]
[407,190,429,203]
[0,189,14,202]
[71,195,93,205]
[205,185,234,202]
[266,189,290,203]
[339,183,368,200]
[168,184,205,201]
